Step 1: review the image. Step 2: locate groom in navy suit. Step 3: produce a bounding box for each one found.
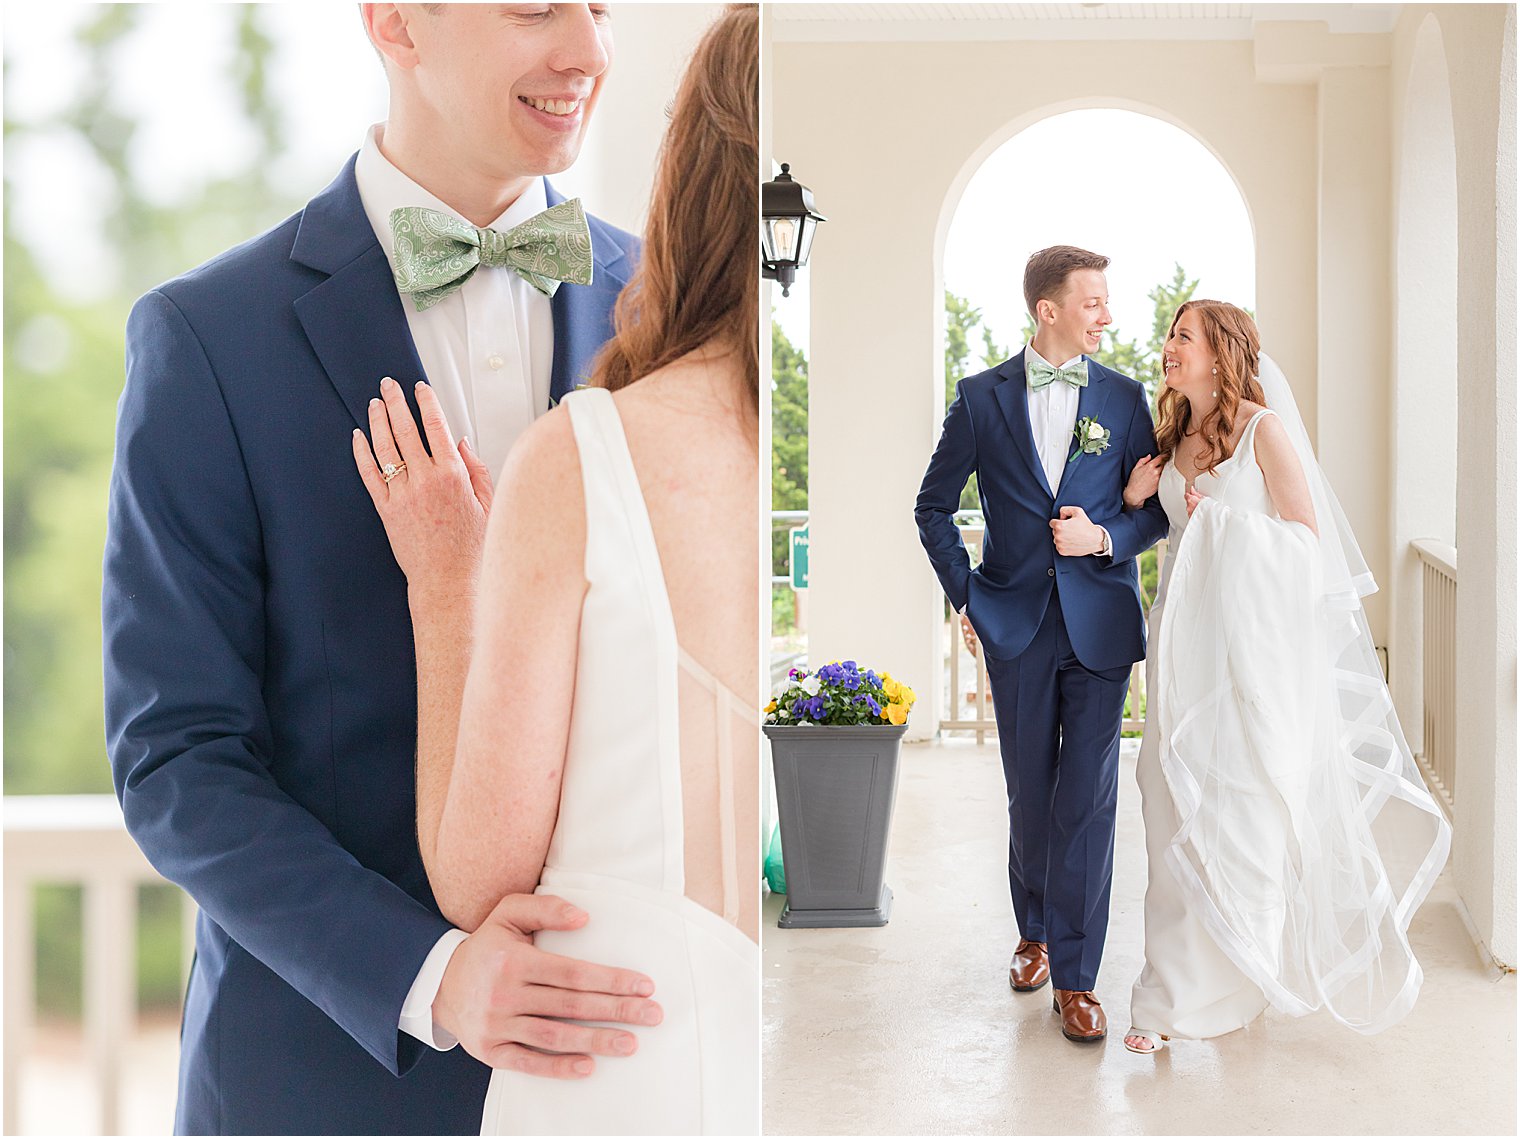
[916,246,1167,1044]
[104,6,659,1133]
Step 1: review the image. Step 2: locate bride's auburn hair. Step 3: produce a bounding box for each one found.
[588,5,757,409]
[1154,300,1266,474]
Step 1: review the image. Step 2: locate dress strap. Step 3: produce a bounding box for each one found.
[1239,408,1276,458]
[563,389,686,896]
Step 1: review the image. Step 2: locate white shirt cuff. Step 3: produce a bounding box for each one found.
[399,928,469,1050]
[1096,527,1112,557]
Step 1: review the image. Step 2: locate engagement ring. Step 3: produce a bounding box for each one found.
[381,461,407,483]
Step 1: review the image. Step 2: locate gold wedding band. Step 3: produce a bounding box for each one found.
[381,461,407,484]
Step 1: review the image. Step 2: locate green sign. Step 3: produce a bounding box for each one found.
[790,524,809,591]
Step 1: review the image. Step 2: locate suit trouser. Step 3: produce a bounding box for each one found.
[983,595,1130,992]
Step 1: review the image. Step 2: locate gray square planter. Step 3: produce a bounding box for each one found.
[764,723,908,928]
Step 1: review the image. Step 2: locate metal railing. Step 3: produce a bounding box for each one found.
[3,795,192,1136]
[1413,540,1458,814]
[943,526,1166,740]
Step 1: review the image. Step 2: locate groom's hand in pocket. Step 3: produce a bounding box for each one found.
[432,892,662,1079]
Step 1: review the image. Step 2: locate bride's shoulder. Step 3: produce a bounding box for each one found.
[1245,405,1300,473]
[1238,398,1270,421]
[498,403,583,515]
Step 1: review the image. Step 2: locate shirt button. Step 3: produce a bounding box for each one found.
[486,354,504,371]
[1047,568,1055,577]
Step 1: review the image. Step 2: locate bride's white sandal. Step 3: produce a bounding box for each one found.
[1123,1028,1169,1055]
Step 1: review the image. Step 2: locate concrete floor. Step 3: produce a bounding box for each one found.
[762,738,1516,1136]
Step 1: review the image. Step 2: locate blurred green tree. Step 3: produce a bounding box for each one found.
[5,7,293,797]
[771,317,808,636]
[4,5,298,1016]
[944,289,1007,512]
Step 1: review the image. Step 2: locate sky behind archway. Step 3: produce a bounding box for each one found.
[772,109,1255,364]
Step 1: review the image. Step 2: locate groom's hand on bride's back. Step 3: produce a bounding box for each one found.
[431,892,662,1079]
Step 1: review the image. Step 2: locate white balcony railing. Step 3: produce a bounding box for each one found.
[943,526,1166,739]
[3,795,193,1136]
[1413,539,1458,815]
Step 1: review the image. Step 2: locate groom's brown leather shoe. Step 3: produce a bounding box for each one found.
[1008,939,1050,992]
[1052,989,1107,1043]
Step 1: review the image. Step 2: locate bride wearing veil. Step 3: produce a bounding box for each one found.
[1120,300,1451,1054]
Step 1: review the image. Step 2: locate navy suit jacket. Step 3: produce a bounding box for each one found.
[915,350,1168,670]
[103,156,637,1135]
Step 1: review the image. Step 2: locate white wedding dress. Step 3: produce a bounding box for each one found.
[1130,407,1450,1040]
[479,389,759,1135]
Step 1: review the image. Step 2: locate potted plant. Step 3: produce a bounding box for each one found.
[763,661,916,928]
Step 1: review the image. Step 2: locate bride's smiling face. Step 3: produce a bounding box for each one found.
[1161,309,1216,396]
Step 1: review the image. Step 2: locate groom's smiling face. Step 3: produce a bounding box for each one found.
[400,4,614,179]
[1039,268,1111,363]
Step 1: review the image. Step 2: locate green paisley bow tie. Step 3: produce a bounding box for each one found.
[389,198,594,310]
[1026,357,1089,391]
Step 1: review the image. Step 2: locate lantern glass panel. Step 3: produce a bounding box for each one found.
[795,217,817,269]
[763,215,801,265]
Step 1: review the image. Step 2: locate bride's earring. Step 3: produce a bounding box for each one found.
[1211,366,1218,398]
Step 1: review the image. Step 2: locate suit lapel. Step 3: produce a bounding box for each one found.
[290,157,428,434]
[993,350,1055,498]
[546,180,633,404]
[1055,359,1114,500]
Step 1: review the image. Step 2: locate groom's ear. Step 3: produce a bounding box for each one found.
[363,4,422,73]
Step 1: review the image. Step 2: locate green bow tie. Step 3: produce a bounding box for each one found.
[389,198,594,310]
[1026,357,1089,391]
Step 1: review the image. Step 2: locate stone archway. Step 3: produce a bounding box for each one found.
[929,104,1257,725]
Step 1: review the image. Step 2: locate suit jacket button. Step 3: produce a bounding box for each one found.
[1047,568,1055,577]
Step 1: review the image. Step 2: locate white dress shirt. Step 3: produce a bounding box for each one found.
[355,123,557,1050]
[1023,343,1112,558]
[1024,342,1084,497]
[356,124,555,483]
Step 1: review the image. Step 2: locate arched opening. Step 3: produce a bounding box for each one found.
[931,107,1256,728]
[1389,14,1459,737]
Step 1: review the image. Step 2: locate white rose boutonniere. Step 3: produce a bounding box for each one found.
[1068,416,1111,464]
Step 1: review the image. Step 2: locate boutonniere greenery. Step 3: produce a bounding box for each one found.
[1068,416,1111,464]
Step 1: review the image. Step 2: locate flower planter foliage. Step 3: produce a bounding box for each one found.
[765,660,916,726]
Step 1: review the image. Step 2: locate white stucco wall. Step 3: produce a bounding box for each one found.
[1317,64,1395,639]
[1393,2,1518,970]
[1388,13,1460,742]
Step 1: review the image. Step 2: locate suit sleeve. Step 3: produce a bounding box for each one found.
[914,382,978,612]
[1099,387,1170,563]
[103,290,450,1076]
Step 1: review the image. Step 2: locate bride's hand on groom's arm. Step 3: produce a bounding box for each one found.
[352,377,495,597]
[1124,454,1165,509]
[433,892,663,1079]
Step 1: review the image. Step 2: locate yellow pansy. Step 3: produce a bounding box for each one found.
[764,699,777,714]
[900,685,916,707]
[886,702,908,725]
[883,677,902,701]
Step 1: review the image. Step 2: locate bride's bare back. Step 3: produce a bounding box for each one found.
[611,348,760,941]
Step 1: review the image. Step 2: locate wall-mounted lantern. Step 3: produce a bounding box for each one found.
[761,163,826,297]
